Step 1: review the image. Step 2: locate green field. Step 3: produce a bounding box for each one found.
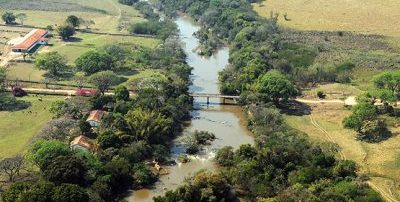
[0,95,64,159]
[0,0,145,33]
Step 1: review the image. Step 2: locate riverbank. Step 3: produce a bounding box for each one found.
[126,16,254,202]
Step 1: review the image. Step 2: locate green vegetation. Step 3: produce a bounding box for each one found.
[0,95,64,159]
[35,52,69,78]
[1,5,193,201]
[1,12,16,24]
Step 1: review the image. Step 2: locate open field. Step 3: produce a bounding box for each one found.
[285,103,400,201]
[0,0,144,33]
[0,95,64,159]
[253,0,400,37]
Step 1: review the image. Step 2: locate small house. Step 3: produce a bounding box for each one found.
[70,135,94,152]
[86,110,106,127]
[11,29,49,53]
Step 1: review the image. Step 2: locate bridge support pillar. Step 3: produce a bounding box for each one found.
[207,97,210,105]
[222,98,225,104]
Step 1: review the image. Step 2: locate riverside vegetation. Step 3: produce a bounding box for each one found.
[151,0,389,201]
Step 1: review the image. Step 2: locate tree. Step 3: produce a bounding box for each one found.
[1,181,32,202]
[255,70,298,104]
[97,130,123,149]
[343,101,377,131]
[28,140,71,170]
[52,184,89,202]
[66,15,81,28]
[2,12,16,24]
[37,118,79,141]
[104,157,132,190]
[89,71,119,95]
[16,13,27,25]
[359,120,392,142]
[0,155,24,182]
[75,50,113,75]
[154,171,236,202]
[373,70,400,99]
[132,163,156,187]
[124,108,173,144]
[73,72,87,89]
[18,181,55,202]
[35,52,68,78]
[114,85,130,101]
[0,68,6,92]
[57,24,75,41]
[43,155,86,185]
[333,160,357,178]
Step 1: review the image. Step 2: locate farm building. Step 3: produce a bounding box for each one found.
[70,135,95,152]
[86,110,107,127]
[11,29,49,53]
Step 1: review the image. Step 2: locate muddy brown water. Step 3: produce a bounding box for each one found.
[125,16,254,202]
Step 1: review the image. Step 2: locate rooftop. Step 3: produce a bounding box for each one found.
[70,135,94,151]
[12,29,48,50]
[86,110,106,123]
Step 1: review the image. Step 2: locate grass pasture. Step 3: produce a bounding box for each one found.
[0,0,145,34]
[253,0,400,37]
[0,95,64,159]
[285,103,400,200]
[282,30,400,90]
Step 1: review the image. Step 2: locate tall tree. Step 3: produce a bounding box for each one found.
[124,108,173,144]
[255,70,298,104]
[89,71,119,95]
[35,52,68,78]
[1,12,16,24]
[0,155,24,182]
[57,24,75,41]
[66,15,81,28]
[75,50,113,75]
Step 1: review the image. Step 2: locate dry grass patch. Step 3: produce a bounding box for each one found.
[254,0,400,37]
[285,103,400,200]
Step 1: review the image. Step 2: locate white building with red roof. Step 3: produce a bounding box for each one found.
[11,29,48,53]
[70,135,95,152]
[86,110,107,127]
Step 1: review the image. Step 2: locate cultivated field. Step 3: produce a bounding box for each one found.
[285,103,400,201]
[0,95,64,159]
[253,0,400,37]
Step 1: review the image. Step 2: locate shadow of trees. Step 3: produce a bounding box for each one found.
[0,93,31,111]
[279,100,312,116]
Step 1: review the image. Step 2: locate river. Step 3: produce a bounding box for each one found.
[126,16,254,202]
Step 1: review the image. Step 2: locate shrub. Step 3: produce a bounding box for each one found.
[12,87,27,97]
[317,91,326,99]
[358,119,392,142]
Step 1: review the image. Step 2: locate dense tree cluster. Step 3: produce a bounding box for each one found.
[1,9,193,201]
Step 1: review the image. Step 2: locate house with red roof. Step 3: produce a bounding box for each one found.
[70,135,95,152]
[86,110,107,127]
[12,29,49,53]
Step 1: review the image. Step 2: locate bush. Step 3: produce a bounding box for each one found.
[358,119,392,142]
[317,91,326,99]
[12,87,27,97]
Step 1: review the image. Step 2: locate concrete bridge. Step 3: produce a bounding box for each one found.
[190,93,240,105]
